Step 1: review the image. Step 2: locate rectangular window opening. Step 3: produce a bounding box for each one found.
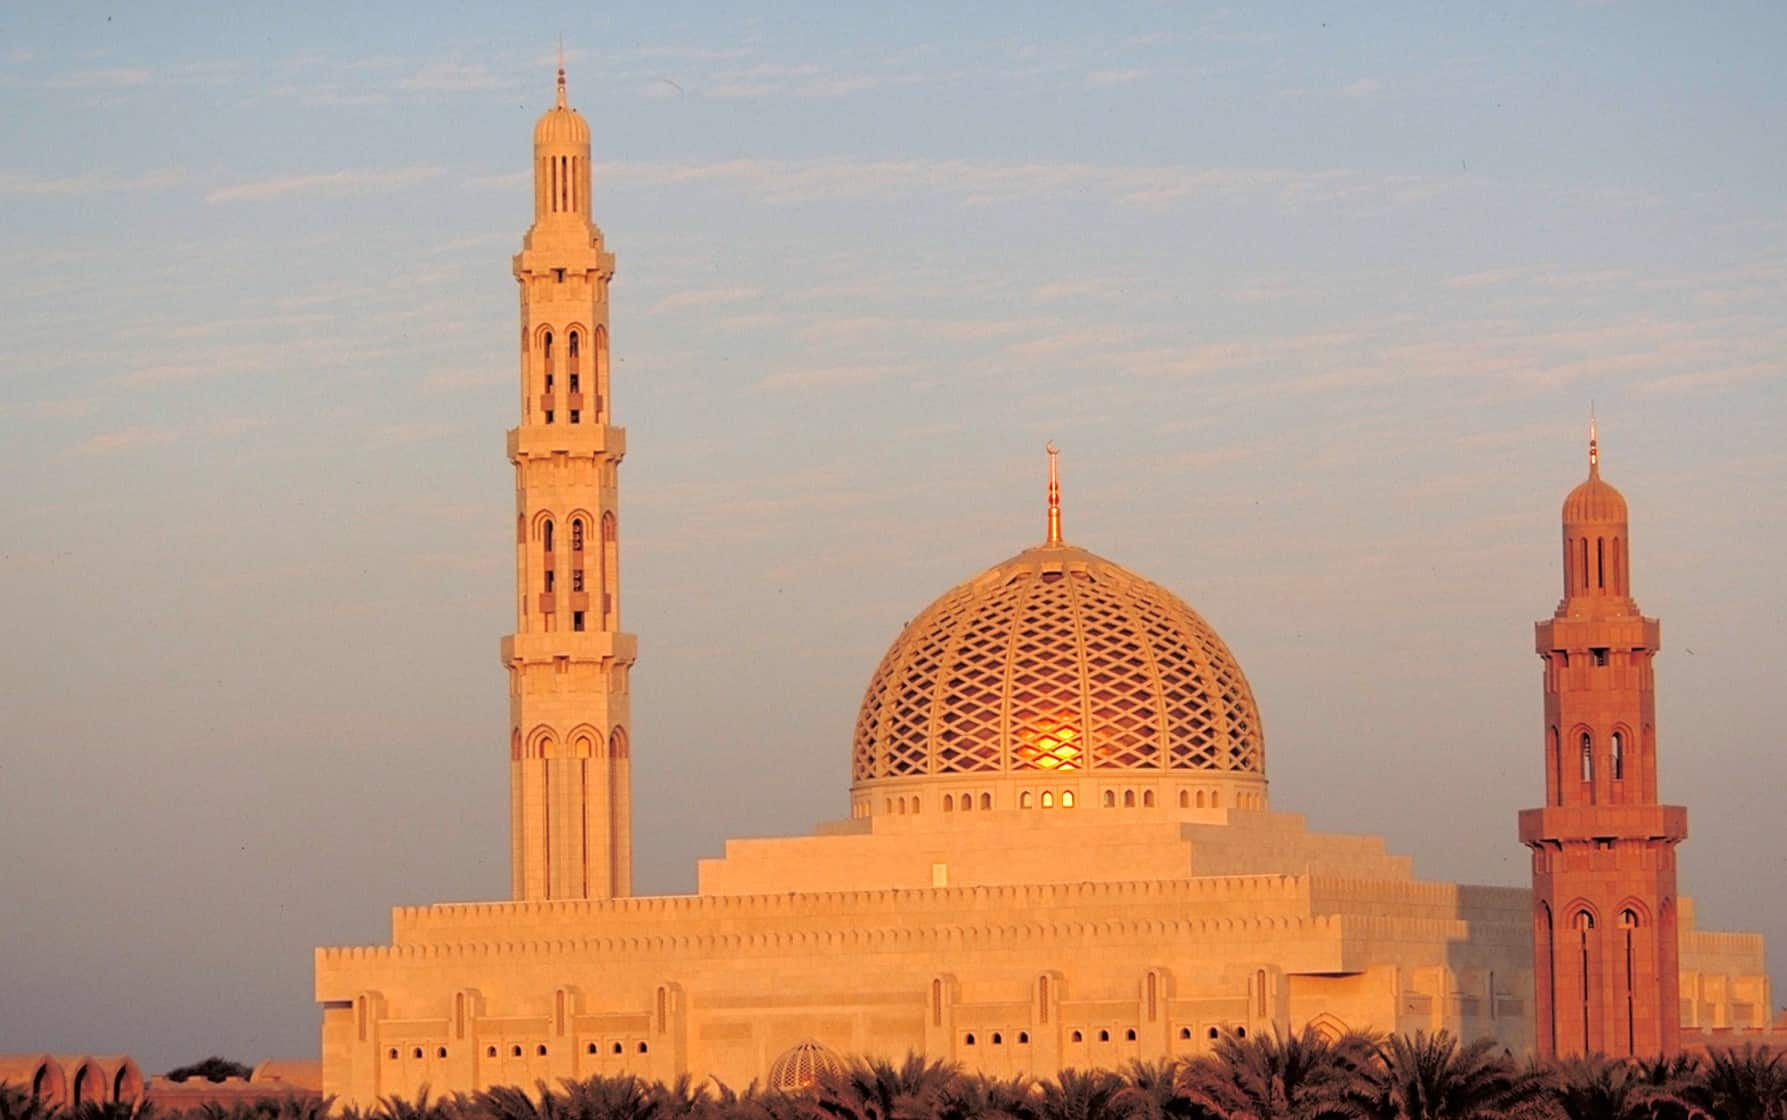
[569,410,580,423]
[544,410,554,424]
[573,611,585,632]
[1592,648,1609,666]
[544,571,555,593]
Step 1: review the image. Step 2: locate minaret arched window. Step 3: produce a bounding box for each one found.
[541,519,556,603]
[1574,910,1596,1055]
[542,330,556,423]
[570,518,588,631]
[1611,731,1624,781]
[1619,908,1639,1055]
[567,330,582,423]
[1580,731,1593,783]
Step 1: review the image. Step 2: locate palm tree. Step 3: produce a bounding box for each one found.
[1034,1069,1134,1120]
[1690,1046,1787,1120]
[929,1073,1038,1120]
[1173,1027,1376,1120]
[1114,1062,1185,1120]
[1627,1056,1702,1120]
[0,1085,60,1120]
[1367,1032,1556,1120]
[809,1055,960,1120]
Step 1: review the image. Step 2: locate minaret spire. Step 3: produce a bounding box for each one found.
[1046,442,1062,545]
[555,38,567,108]
[1589,405,1599,475]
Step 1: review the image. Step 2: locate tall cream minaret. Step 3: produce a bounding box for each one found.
[504,65,633,900]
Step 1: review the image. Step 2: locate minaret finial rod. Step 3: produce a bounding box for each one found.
[1046,442,1062,544]
[556,37,567,108]
[1588,404,1599,476]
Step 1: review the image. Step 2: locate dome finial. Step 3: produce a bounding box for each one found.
[555,36,567,109]
[1588,404,1599,476]
[1046,442,1062,544]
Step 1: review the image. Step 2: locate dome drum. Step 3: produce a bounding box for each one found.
[851,543,1266,819]
[849,769,1268,821]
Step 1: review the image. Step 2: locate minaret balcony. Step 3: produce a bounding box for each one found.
[1535,615,1660,656]
[502,631,638,666]
[507,424,626,460]
[1518,803,1687,846]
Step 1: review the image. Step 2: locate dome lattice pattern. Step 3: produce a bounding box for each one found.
[852,544,1263,783]
[767,1040,844,1092]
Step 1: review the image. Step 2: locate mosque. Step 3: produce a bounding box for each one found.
[310,71,1774,1107]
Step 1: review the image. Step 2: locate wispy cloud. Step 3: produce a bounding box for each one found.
[650,287,760,315]
[206,166,443,204]
[398,61,508,92]
[0,168,186,197]
[68,426,180,456]
[755,365,884,392]
[605,158,1414,212]
[366,421,459,449]
[1087,68,1149,87]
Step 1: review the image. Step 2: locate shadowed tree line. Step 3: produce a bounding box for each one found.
[5,1031,1787,1120]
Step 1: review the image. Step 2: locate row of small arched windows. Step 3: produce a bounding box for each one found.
[538,328,606,426]
[1550,727,1629,803]
[390,1041,652,1060]
[962,1031,1031,1046]
[891,787,1262,814]
[1570,534,1624,597]
[537,512,616,632]
[942,792,993,812]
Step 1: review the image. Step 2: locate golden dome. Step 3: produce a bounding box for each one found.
[534,69,590,147]
[851,541,1264,785]
[1563,471,1627,525]
[1563,420,1627,525]
[766,1040,843,1092]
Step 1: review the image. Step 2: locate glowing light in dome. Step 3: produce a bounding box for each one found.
[1018,719,1082,770]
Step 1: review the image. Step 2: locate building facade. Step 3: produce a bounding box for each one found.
[312,72,1773,1108]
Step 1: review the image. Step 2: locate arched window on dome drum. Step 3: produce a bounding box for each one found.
[1124,789,1136,808]
[961,793,972,812]
[943,794,954,812]
[1580,538,1590,595]
[1104,790,1116,808]
[1597,538,1606,589]
[1143,790,1155,808]
[1062,790,1075,808]
[1613,537,1622,593]
[1020,791,1033,809]
[1041,791,1054,808]
[1611,731,1625,781]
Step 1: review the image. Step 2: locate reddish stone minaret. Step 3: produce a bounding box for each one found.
[1520,423,1686,1059]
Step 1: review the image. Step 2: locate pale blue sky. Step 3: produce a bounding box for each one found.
[1,2,1783,1070]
